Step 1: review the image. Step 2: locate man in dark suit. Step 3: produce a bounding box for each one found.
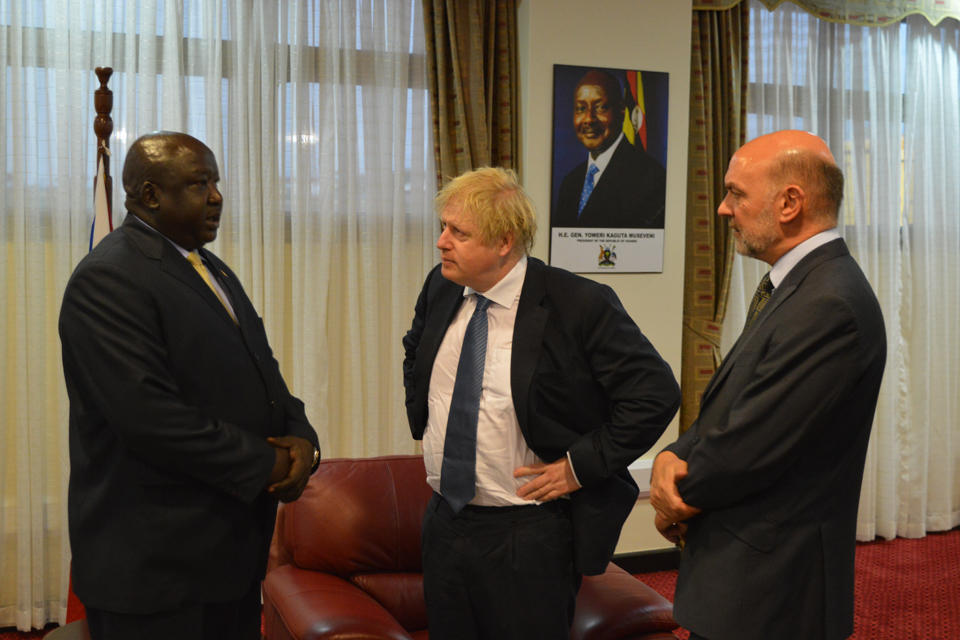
[552,69,666,229]
[403,166,680,639]
[59,132,320,640]
[650,131,886,640]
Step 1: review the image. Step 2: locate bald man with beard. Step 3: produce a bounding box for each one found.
[650,131,886,640]
[552,69,667,229]
[60,132,319,640]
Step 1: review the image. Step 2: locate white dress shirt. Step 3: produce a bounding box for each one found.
[585,131,625,188]
[423,256,545,507]
[769,228,842,288]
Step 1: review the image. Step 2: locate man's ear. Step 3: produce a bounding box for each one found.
[778,184,804,224]
[498,232,516,258]
[140,182,161,210]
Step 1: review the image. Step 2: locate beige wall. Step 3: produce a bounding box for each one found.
[518,0,693,554]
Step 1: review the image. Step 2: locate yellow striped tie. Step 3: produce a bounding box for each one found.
[187,252,237,324]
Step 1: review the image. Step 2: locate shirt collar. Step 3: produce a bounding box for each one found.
[769,228,841,288]
[588,132,625,174]
[464,255,527,310]
[132,213,193,259]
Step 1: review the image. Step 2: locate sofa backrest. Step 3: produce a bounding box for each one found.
[278,455,434,577]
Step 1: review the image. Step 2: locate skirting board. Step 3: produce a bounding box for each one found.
[613,546,681,574]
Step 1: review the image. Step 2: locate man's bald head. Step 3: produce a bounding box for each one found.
[720,131,844,265]
[123,132,209,211]
[737,130,844,225]
[122,132,223,251]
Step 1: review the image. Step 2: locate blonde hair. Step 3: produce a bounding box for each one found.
[435,167,537,255]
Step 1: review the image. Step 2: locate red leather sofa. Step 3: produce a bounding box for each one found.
[263,455,678,640]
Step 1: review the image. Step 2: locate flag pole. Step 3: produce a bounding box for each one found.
[91,67,114,250]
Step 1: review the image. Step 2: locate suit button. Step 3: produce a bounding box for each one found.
[693,434,700,443]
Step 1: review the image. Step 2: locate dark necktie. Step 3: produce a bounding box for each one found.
[578,164,600,217]
[440,294,492,513]
[744,272,774,331]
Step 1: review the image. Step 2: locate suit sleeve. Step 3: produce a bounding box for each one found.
[210,254,319,454]
[60,261,278,504]
[252,312,319,452]
[402,265,438,437]
[675,294,865,509]
[566,284,681,487]
[662,423,698,460]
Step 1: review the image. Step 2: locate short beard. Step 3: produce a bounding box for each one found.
[732,209,779,259]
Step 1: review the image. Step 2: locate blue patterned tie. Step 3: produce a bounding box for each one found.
[440,295,492,513]
[578,164,600,217]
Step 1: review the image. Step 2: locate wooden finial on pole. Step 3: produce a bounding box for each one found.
[93,67,114,213]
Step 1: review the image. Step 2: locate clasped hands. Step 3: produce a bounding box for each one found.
[649,451,701,544]
[514,457,580,502]
[265,435,315,503]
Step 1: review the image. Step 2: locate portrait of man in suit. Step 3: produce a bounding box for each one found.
[59,132,320,640]
[650,131,887,640]
[403,166,681,640]
[552,68,667,230]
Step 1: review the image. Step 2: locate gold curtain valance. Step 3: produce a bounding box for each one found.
[692,0,960,27]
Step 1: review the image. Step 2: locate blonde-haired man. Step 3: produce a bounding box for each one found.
[403,166,680,639]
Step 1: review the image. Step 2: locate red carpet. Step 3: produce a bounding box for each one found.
[2,528,958,639]
[637,527,960,639]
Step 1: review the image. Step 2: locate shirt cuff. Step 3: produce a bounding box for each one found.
[566,451,583,489]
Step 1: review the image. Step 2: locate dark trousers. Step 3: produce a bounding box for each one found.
[421,492,581,640]
[84,577,262,640]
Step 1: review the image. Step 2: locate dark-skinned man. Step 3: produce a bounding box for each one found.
[553,68,667,229]
[59,131,319,640]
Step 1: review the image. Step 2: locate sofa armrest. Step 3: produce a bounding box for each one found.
[267,502,294,575]
[263,565,414,640]
[571,563,678,640]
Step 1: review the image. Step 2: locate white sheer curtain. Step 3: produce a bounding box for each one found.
[0,0,435,630]
[725,0,960,542]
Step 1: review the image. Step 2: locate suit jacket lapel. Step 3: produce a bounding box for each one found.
[198,248,245,331]
[511,258,549,433]
[700,281,799,405]
[580,143,627,220]
[700,239,850,406]
[164,247,239,330]
[122,215,240,331]
[415,278,466,403]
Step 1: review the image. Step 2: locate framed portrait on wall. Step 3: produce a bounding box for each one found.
[549,64,669,273]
